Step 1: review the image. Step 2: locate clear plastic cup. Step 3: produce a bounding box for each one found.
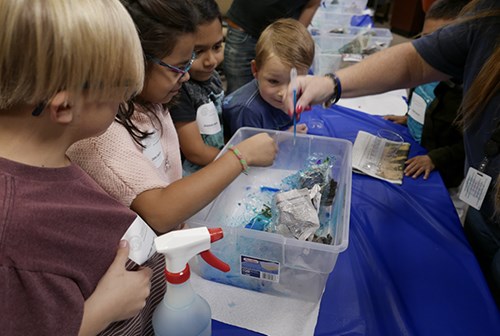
[377,129,404,160]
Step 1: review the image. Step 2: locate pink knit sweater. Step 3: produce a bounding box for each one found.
[68,105,182,206]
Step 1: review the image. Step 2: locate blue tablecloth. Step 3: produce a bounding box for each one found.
[213,105,500,336]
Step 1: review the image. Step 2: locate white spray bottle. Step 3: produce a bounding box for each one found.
[152,227,230,336]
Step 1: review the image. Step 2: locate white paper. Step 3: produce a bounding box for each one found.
[338,89,408,116]
[121,215,157,265]
[191,271,322,336]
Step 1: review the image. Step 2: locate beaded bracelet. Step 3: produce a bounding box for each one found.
[228,145,249,175]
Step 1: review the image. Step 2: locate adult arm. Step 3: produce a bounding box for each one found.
[286,42,451,114]
[298,0,321,27]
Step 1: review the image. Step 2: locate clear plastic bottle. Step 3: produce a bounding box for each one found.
[152,227,229,336]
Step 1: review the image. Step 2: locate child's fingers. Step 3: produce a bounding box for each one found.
[423,169,431,180]
[111,240,131,269]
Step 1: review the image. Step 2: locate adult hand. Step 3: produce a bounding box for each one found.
[383,115,408,125]
[404,155,435,180]
[285,75,335,118]
[238,133,278,167]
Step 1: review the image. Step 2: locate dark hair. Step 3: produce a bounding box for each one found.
[121,0,198,58]
[426,0,471,20]
[117,0,199,145]
[190,0,222,25]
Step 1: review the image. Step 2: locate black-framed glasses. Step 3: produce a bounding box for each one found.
[146,52,196,77]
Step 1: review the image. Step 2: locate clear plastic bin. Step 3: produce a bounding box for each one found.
[187,128,352,301]
[320,0,369,14]
[312,27,393,74]
[311,11,354,31]
[313,26,392,52]
[313,45,343,75]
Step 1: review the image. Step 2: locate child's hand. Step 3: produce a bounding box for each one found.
[383,115,408,125]
[83,240,153,329]
[237,133,278,167]
[287,123,308,134]
[404,155,435,180]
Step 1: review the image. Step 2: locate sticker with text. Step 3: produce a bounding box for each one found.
[459,167,492,210]
[240,255,280,283]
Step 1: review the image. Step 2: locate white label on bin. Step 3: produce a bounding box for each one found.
[240,255,280,283]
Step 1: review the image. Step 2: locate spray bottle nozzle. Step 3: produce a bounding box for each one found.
[207,228,224,243]
[155,227,230,283]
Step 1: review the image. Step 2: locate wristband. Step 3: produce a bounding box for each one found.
[322,73,342,108]
[228,145,249,175]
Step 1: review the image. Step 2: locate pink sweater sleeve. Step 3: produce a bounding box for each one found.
[67,108,182,206]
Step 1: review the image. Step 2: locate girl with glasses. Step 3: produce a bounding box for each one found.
[67,0,277,235]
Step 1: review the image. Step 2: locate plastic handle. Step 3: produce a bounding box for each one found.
[200,250,230,273]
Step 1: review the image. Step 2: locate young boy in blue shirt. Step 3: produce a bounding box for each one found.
[223,18,314,139]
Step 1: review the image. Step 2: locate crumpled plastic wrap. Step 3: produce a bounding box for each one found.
[274,187,321,241]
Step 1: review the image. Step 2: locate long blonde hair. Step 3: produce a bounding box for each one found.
[0,0,144,109]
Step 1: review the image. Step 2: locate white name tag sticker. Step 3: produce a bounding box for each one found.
[407,92,426,124]
[459,167,492,210]
[196,101,221,135]
[121,215,157,265]
[142,129,165,168]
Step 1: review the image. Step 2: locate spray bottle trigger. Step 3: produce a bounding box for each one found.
[200,250,230,272]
